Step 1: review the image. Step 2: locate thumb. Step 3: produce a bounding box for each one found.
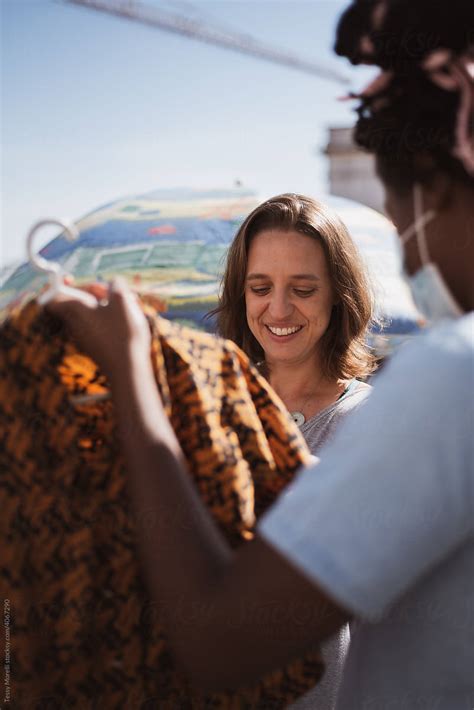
[45,289,98,313]
[45,288,98,317]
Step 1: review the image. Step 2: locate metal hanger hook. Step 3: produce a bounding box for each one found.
[27,218,79,278]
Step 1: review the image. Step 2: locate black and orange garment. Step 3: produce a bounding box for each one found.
[0,299,322,709]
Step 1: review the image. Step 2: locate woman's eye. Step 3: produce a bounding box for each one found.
[294,289,316,297]
[250,286,270,295]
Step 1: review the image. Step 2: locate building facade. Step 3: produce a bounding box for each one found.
[324,127,385,214]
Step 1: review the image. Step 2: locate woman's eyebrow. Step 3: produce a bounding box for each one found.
[246,273,267,280]
[291,274,320,281]
[246,273,320,281]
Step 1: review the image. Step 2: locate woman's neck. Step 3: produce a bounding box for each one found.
[436,185,474,312]
[265,354,350,424]
[267,357,330,403]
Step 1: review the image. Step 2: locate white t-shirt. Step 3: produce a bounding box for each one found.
[259,314,474,710]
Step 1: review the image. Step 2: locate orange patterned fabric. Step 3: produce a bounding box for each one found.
[0,300,322,709]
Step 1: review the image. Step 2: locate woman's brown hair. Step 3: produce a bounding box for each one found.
[211,193,377,381]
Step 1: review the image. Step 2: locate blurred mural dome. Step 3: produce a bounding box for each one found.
[1,187,259,329]
[0,187,423,355]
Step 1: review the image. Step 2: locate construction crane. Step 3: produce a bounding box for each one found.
[63,0,350,85]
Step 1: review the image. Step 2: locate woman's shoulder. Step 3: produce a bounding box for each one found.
[327,379,372,419]
[304,380,371,429]
[343,379,372,400]
[301,380,371,454]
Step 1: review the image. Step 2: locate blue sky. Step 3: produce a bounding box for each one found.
[1,0,375,267]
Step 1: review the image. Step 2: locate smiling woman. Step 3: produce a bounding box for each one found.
[213,193,376,446]
[211,193,376,710]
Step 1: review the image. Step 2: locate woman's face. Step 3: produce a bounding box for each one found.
[245,228,335,368]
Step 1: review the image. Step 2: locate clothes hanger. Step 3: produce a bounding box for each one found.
[27,217,81,305]
[27,217,111,405]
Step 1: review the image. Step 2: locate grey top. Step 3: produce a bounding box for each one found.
[299,379,372,456]
[289,379,371,710]
[261,314,474,710]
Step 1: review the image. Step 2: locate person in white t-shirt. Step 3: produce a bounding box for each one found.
[48,0,474,707]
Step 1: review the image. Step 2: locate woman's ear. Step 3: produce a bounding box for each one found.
[413,156,453,211]
[426,173,454,211]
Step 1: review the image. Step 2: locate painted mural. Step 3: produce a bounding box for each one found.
[1,189,424,357]
[0,188,259,330]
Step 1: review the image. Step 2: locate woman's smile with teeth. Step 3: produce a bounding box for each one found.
[266,325,303,336]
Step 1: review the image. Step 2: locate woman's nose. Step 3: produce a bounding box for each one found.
[268,291,293,320]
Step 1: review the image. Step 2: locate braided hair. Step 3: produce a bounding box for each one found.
[335,0,474,193]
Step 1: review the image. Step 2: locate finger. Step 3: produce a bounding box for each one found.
[80,282,109,301]
[45,289,98,315]
[107,278,149,334]
[109,276,131,297]
[109,277,141,312]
